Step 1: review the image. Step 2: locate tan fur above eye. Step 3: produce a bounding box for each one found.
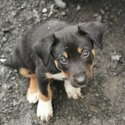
[92,49,95,57]
[63,51,68,58]
[86,64,93,79]
[77,47,83,53]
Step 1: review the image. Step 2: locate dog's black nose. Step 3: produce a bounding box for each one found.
[73,72,86,85]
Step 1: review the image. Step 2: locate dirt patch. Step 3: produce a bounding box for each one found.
[0,0,125,125]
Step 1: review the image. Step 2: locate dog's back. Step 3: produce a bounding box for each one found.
[5,20,67,71]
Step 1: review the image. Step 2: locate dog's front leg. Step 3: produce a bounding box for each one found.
[36,70,53,122]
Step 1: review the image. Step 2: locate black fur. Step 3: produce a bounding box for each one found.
[6,20,104,97]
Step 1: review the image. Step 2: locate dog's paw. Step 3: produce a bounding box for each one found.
[27,90,38,104]
[66,87,82,99]
[64,80,83,100]
[37,99,53,122]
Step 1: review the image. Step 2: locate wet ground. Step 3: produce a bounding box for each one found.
[0,0,125,125]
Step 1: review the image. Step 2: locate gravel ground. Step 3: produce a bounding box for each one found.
[0,0,125,125]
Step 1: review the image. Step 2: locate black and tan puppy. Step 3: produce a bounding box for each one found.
[7,20,104,121]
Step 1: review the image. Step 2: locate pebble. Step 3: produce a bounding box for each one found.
[42,8,47,13]
[20,2,27,9]
[3,37,7,42]
[60,11,66,16]
[100,9,105,14]
[11,76,16,80]
[89,105,100,113]
[88,113,93,118]
[33,9,40,22]
[2,84,8,89]
[111,54,121,61]
[121,113,125,120]
[90,116,101,124]
[76,5,81,12]
[96,15,102,22]
[54,0,66,9]
[19,23,22,27]
[2,27,12,33]
[13,100,18,106]
[123,85,125,89]
[11,11,17,17]
[93,13,102,22]
[0,58,6,63]
[95,93,99,97]
[105,6,109,10]
[43,13,48,17]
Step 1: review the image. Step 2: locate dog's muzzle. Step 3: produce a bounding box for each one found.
[71,72,88,88]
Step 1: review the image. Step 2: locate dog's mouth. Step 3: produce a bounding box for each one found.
[70,79,88,88]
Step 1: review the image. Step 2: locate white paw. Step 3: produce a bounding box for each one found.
[64,80,83,100]
[27,91,38,104]
[37,99,53,121]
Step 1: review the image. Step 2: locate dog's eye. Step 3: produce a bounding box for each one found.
[82,50,90,58]
[59,56,68,64]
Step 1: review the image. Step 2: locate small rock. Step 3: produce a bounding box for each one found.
[117,10,121,15]
[42,16,47,21]
[3,37,7,42]
[9,70,12,74]
[11,76,16,80]
[19,23,22,27]
[123,85,125,89]
[33,9,40,22]
[54,14,58,18]
[96,15,102,22]
[54,0,66,9]
[88,113,93,118]
[105,6,109,10]
[42,8,47,13]
[43,13,48,17]
[20,2,27,9]
[2,84,8,89]
[2,27,12,33]
[93,118,101,124]
[90,116,101,124]
[122,113,125,120]
[13,100,18,106]
[0,58,6,63]
[93,13,98,17]
[11,11,17,17]
[93,13,102,22]
[89,105,100,113]
[95,93,99,97]
[60,11,66,16]
[111,54,121,61]
[76,5,81,12]
[100,9,105,14]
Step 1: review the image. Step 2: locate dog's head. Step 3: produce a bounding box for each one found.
[34,22,104,88]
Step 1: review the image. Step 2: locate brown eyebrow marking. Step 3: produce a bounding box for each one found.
[77,47,83,53]
[63,51,68,58]
[92,49,95,57]
[54,60,62,71]
[86,64,93,79]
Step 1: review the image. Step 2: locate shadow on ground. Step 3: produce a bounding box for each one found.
[0,0,125,125]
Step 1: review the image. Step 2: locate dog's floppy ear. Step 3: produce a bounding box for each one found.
[78,22,104,49]
[33,34,57,66]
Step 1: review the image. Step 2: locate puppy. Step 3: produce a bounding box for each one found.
[6,20,104,121]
